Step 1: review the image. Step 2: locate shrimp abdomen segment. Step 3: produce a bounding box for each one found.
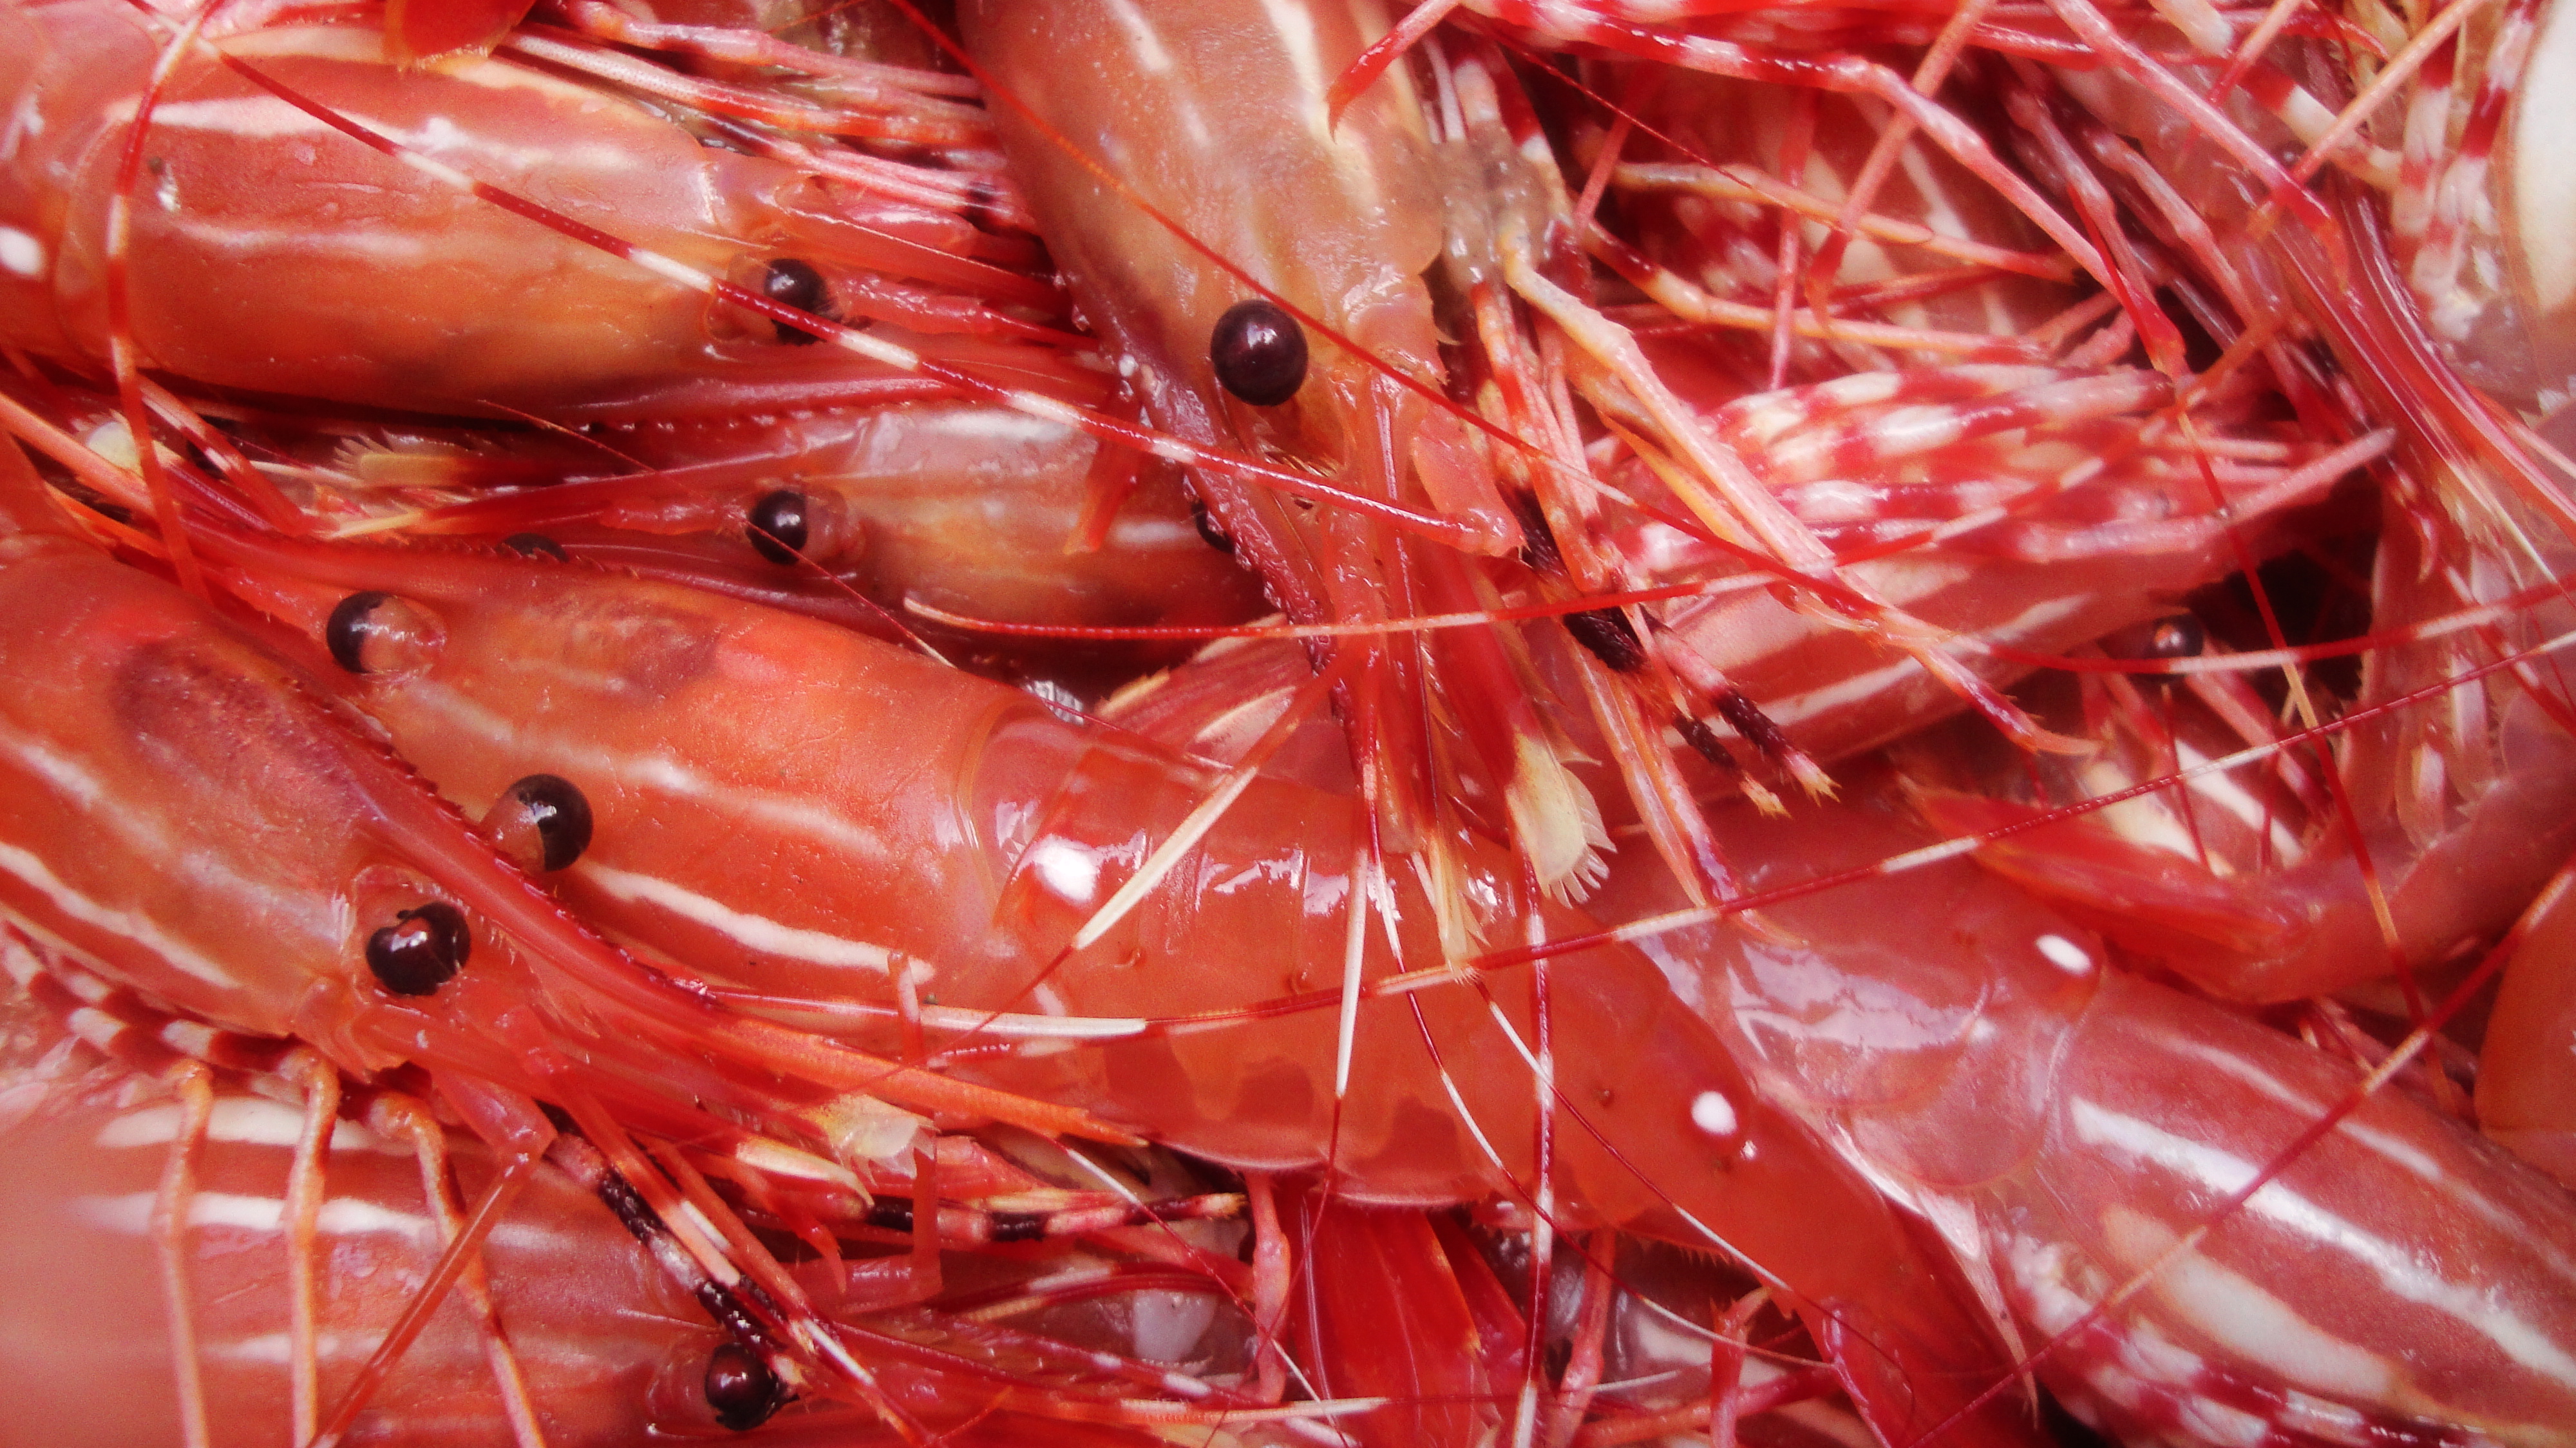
[2011,973,2576,1447]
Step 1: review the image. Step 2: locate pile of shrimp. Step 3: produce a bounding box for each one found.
[4,1,2576,1446]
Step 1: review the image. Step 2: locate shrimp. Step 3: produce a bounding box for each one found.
[1514,5,2576,1435]
[949,0,2404,935]
[0,0,1072,417]
[25,372,1273,673]
[1589,784,2576,1448]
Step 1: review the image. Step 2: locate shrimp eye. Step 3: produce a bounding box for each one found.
[2142,614,2206,660]
[500,532,568,562]
[327,591,393,672]
[1211,298,1307,406]
[366,902,470,997]
[489,774,594,873]
[705,1341,786,1431]
[762,258,835,345]
[2106,612,2206,687]
[326,591,442,675]
[748,489,810,565]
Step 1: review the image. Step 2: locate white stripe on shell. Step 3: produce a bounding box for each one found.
[2072,1100,2576,1392]
[0,840,239,990]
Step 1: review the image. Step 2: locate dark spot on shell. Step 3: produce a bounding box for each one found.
[545,593,721,704]
[1677,714,1741,773]
[111,637,366,818]
[1510,491,1565,576]
[987,1211,1047,1243]
[1190,495,1234,553]
[1564,607,1647,673]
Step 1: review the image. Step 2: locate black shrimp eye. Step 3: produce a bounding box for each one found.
[325,591,441,675]
[1210,298,1307,407]
[705,1341,784,1431]
[2107,612,2207,687]
[747,488,810,566]
[2143,613,2207,661]
[761,258,834,345]
[365,902,470,997]
[500,532,568,562]
[491,773,594,873]
[327,591,392,672]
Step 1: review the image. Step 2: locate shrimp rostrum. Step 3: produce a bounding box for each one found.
[6,1,2576,1447]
